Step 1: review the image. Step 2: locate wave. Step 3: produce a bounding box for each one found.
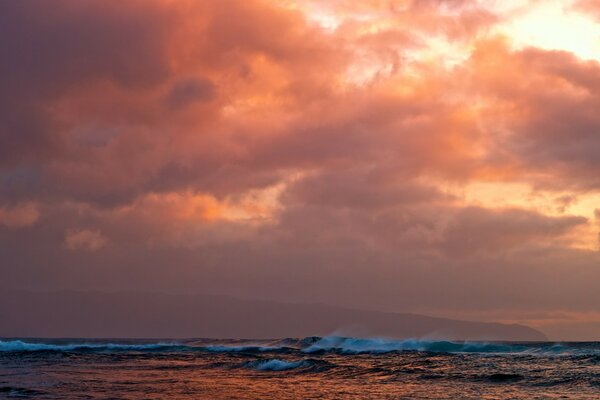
[247,359,308,371]
[242,358,335,373]
[1,337,597,356]
[203,345,289,353]
[191,337,591,356]
[0,339,182,352]
[0,339,293,354]
[302,336,519,354]
[301,336,600,355]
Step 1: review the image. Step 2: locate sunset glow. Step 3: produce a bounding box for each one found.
[1,0,600,341]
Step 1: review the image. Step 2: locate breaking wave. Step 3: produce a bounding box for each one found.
[302,337,600,356]
[303,336,523,354]
[0,339,182,352]
[1,337,598,356]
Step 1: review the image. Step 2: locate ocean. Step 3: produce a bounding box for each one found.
[0,337,598,399]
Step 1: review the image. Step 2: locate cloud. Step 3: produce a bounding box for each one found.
[284,167,446,210]
[0,0,599,339]
[440,207,587,257]
[4,0,598,209]
[0,0,175,168]
[64,229,107,251]
[574,0,600,20]
[165,78,217,110]
[463,39,600,190]
[0,202,39,228]
[0,0,500,209]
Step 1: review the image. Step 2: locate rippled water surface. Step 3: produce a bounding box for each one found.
[1,337,598,399]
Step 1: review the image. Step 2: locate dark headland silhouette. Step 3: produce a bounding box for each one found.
[0,290,547,341]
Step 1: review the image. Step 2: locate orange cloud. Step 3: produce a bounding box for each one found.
[574,0,600,20]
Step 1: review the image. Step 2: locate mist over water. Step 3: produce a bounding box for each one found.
[1,337,598,399]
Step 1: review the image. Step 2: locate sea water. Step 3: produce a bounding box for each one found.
[0,337,598,399]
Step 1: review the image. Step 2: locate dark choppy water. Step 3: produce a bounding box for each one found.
[1,337,598,399]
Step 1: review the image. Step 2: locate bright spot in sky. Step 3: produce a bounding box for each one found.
[493,0,600,62]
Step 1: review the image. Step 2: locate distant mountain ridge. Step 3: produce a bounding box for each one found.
[0,290,547,341]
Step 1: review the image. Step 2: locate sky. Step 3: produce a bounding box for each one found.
[1,0,599,340]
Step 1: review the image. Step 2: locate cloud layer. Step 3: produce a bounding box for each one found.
[1,0,599,339]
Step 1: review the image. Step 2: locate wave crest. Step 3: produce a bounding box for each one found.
[304,336,535,354]
[0,340,181,352]
[2,337,597,356]
[248,359,308,371]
